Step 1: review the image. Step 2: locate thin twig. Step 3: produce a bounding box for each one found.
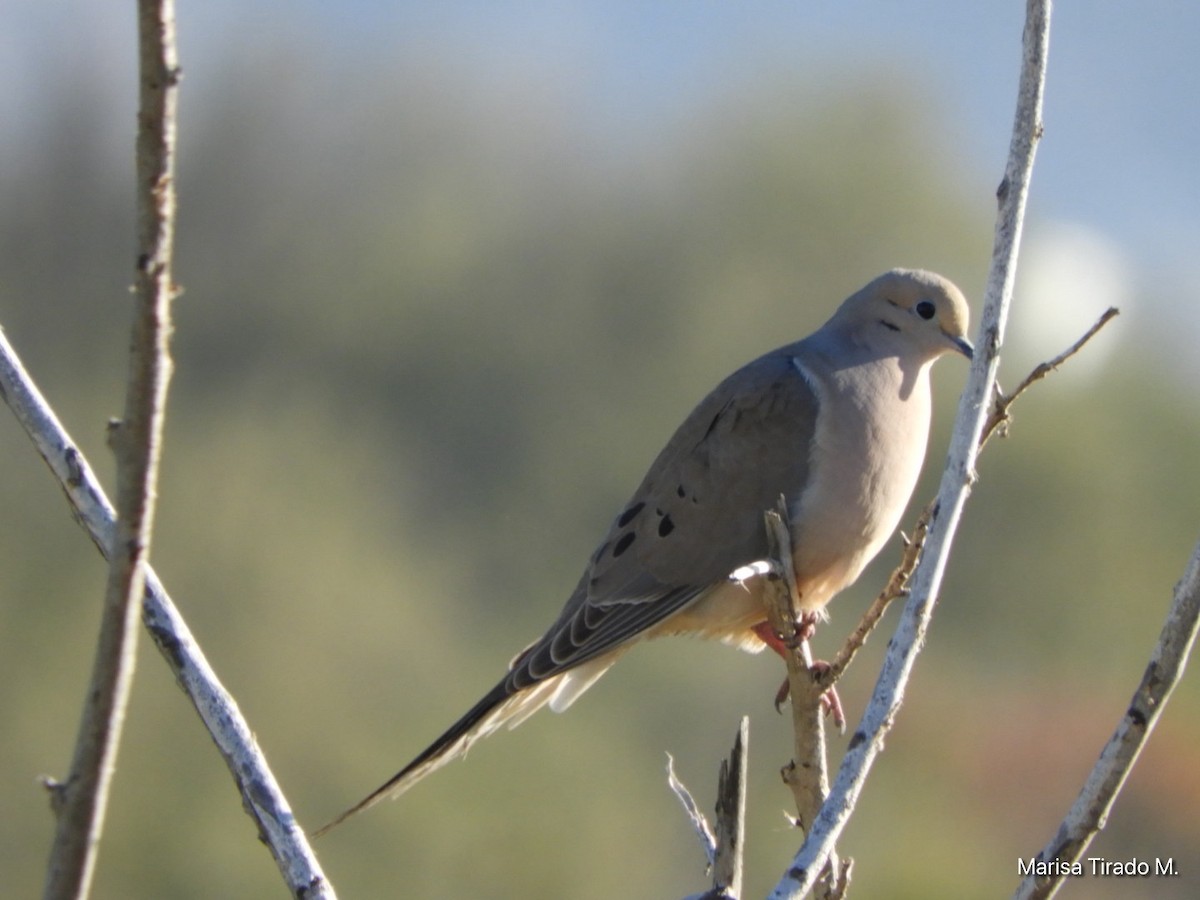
[43,4,180,897]
[822,506,932,685]
[981,306,1119,450]
[1012,537,1200,900]
[668,755,718,874]
[767,2,1054,896]
[0,332,338,897]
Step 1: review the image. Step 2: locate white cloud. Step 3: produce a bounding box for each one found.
[1010,220,1130,382]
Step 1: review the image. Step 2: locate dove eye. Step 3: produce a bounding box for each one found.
[915,300,936,320]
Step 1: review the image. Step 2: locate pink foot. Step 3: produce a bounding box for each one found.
[753,619,845,732]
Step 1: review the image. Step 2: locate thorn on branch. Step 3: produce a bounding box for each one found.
[40,775,69,817]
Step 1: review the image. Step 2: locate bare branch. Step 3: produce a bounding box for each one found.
[43,4,180,896]
[672,719,749,900]
[761,507,828,818]
[0,332,336,893]
[711,718,749,898]
[760,505,844,898]
[1012,537,1200,899]
[767,2,1054,896]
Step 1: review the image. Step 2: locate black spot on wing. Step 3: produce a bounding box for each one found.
[658,514,675,537]
[617,501,645,528]
[612,532,636,557]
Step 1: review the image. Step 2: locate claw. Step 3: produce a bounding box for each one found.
[771,667,845,730]
[773,676,790,712]
[810,660,846,733]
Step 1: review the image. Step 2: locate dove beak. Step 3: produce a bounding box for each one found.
[949,334,974,360]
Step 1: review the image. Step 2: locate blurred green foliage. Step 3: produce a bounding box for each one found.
[1,46,1197,900]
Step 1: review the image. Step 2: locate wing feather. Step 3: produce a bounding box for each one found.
[507,347,819,692]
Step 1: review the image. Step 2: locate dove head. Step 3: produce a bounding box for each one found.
[835,268,973,363]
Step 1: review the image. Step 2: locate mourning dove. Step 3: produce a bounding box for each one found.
[317,268,972,835]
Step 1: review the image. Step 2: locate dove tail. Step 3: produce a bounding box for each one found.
[314,663,600,836]
[313,678,513,836]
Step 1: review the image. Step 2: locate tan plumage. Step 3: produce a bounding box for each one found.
[316,268,972,835]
